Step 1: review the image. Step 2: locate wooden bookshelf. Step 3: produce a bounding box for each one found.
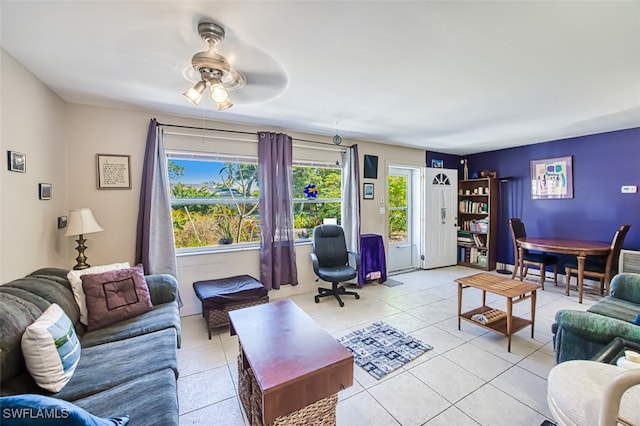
[457,178,498,270]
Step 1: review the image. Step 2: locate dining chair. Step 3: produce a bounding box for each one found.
[565,224,631,297]
[509,218,558,289]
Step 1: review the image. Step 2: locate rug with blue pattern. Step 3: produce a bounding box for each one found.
[337,322,432,380]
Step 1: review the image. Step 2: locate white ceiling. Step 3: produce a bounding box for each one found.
[1,1,639,154]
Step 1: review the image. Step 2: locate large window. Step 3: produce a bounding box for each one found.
[168,153,341,250]
[168,154,260,249]
[292,164,342,239]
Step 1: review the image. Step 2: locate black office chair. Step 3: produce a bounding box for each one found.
[310,224,360,307]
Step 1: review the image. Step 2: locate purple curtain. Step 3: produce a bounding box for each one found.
[258,132,298,290]
[135,119,178,279]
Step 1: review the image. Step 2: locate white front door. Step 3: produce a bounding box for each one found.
[388,167,415,272]
[422,168,458,269]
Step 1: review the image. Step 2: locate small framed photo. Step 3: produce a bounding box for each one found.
[96,154,131,189]
[7,150,26,173]
[431,159,444,168]
[363,183,374,200]
[39,183,52,200]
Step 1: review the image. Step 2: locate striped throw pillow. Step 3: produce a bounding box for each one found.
[21,304,81,392]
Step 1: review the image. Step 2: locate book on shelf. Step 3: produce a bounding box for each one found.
[459,200,489,214]
[472,233,487,248]
[457,230,473,244]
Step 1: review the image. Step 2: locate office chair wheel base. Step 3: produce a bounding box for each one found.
[339,301,344,307]
[314,295,320,303]
[355,294,360,299]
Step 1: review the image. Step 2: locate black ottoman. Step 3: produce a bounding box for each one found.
[193,275,269,339]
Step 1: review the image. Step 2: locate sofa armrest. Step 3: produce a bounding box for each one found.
[555,310,640,343]
[145,274,179,305]
[553,310,640,363]
[29,267,70,281]
[610,273,640,304]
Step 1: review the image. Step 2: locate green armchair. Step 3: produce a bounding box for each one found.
[552,273,640,363]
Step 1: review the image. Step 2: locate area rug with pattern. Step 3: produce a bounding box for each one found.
[337,322,433,380]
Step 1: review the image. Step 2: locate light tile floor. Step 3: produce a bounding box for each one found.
[177,266,599,425]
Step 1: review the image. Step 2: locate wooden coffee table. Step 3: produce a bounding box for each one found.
[229,299,353,425]
[455,273,540,352]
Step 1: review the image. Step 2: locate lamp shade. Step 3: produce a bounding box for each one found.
[64,208,103,237]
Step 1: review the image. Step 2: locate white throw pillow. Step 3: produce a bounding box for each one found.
[21,304,81,392]
[67,262,130,325]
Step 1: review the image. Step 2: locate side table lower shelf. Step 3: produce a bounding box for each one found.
[460,306,532,337]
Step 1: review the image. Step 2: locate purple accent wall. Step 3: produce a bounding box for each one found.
[426,151,461,170]
[467,127,640,266]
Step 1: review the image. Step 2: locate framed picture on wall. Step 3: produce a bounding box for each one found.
[530,156,573,199]
[7,151,26,173]
[363,183,374,200]
[363,155,378,179]
[39,183,52,200]
[96,154,132,189]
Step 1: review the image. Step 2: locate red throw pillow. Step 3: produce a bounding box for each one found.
[81,264,153,331]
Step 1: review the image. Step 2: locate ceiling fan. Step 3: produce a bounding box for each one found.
[183,21,246,111]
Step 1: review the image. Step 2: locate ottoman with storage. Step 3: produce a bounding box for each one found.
[193,275,269,338]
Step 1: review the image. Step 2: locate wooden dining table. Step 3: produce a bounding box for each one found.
[516,237,611,304]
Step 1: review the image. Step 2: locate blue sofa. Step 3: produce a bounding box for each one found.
[552,273,640,363]
[0,267,181,425]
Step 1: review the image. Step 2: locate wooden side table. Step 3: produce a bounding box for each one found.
[229,299,353,425]
[455,273,540,352]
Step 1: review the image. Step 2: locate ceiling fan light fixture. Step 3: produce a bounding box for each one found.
[183,80,206,105]
[182,20,247,112]
[216,98,233,111]
[210,81,230,103]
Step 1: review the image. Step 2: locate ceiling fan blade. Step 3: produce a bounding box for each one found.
[243,71,288,89]
[231,71,287,105]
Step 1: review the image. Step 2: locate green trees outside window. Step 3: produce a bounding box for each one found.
[388,175,408,242]
[292,166,341,238]
[168,156,341,249]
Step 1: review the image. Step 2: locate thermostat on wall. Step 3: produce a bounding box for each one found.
[621,185,637,194]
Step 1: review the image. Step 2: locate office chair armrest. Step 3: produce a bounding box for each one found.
[347,251,360,270]
[310,252,320,274]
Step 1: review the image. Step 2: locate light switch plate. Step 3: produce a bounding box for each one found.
[621,185,637,193]
[379,207,385,214]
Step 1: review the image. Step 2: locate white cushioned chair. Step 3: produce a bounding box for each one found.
[547,360,640,426]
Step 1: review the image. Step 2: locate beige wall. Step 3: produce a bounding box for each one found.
[1,48,427,315]
[1,50,69,282]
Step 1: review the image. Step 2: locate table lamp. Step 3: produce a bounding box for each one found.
[64,208,103,270]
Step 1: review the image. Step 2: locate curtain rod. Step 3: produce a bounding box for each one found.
[156,121,352,150]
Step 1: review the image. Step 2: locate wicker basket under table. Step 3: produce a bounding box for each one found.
[248,371,338,426]
[193,275,269,339]
[204,296,269,336]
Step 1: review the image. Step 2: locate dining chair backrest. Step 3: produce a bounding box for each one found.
[509,218,527,261]
[604,224,631,278]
